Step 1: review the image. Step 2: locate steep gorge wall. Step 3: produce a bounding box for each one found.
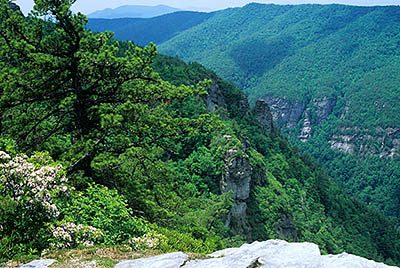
[263,95,400,158]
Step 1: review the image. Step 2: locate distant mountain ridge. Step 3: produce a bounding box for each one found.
[87,4,182,19]
[87,11,213,46]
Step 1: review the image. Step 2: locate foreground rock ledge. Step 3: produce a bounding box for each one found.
[18,259,56,268]
[19,240,398,268]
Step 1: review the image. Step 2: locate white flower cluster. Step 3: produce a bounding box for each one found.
[127,232,165,251]
[50,222,103,249]
[0,151,69,219]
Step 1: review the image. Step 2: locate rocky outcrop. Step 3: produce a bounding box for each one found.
[263,96,336,141]
[196,240,395,268]
[116,252,188,268]
[376,127,400,158]
[329,127,400,158]
[263,95,398,158]
[219,101,286,237]
[275,214,298,240]
[205,81,227,112]
[219,135,297,239]
[254,99,274,135]
[329,134,356,154]
[17,241,397,267]
[220,136,251,235]
[263,97,307,129]
[17,259,56,268]
[314,97,336,124]
[205,80,249,116]
[299,108,312,142]
[111,240,397,268]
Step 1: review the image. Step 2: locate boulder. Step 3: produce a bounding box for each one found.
[116,252,189,268]
[18,259,56,268]
[185,240,321,268]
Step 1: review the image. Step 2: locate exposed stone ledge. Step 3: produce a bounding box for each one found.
[116,252,189,268]
[17,259,56,268]
[18,240,397,268]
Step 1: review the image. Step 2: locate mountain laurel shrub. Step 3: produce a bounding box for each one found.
[0,151,71,258]
[0,150,149,258]
[60,184,149,245]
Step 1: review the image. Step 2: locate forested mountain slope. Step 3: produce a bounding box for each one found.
[158,3,400,220]
[152,56,400,267]
[1,1,400,266]
[87,11,213,46]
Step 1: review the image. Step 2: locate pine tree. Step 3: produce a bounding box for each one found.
[0,0,214,210]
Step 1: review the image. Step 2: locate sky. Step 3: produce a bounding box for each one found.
[15,0,400,15]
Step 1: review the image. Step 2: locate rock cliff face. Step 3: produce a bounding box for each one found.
[218,98,278,237]
[203,80,254,235]
[263,96,336,141]
[329,127,400,158]
[216,97,303,239]
[205,79,249,116]
[314,97,336,124]
[299,108,312,142]
[205,81,228,113]
[220,135,252,235]
[254,99,274,135]
[263,95,400,157]
[263,96,307,129]
[206,86,275,236]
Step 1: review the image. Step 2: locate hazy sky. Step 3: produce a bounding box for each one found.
[15,0,400,15]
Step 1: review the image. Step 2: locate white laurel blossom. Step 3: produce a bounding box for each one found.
[0,151,70,219]
[50,222,103,249]
[127,232,166,251]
